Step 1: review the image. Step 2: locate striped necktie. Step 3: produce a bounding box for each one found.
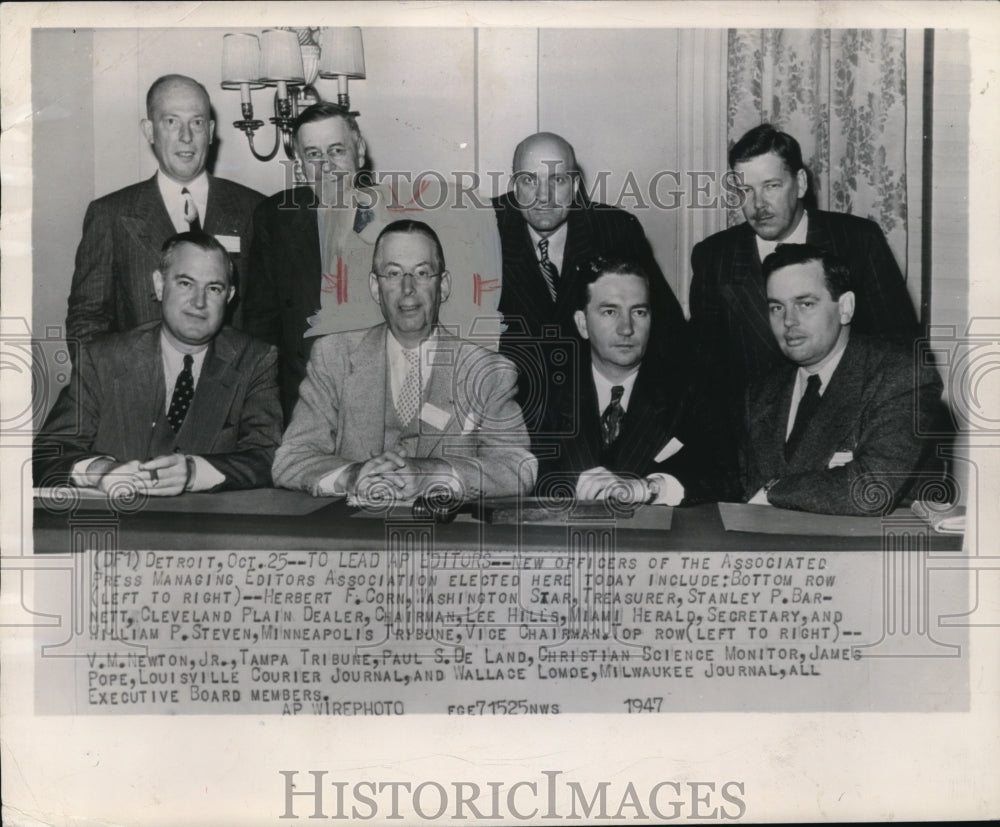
[538,237,559,302]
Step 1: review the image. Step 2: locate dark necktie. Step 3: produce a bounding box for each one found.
[353,205,374,234]
[182,188,202,232]
[538,238,559,302]
[785,373,822,460]
[167,354,195,433]
[600,384,625,450]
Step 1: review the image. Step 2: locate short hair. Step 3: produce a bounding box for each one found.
[572,255,651,313]
[159,231,234,287]
[762,243,852,300]
[728,123,804,174]
[372,220,446,272]
[146,74,210,118]
[292,102,362,143]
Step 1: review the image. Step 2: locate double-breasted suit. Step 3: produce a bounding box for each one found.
[742,335,947,515]
[66,174,264,346]
[34,323,282,491]
[272,324,537,498]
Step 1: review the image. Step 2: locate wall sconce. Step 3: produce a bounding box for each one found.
[221,27,366,162]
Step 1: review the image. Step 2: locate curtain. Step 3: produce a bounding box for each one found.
[727,29,908,273]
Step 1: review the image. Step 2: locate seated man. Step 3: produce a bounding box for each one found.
[35,232,282,495]
[743,244,946,515]
[537,256,736,505]
[273,220,535,501]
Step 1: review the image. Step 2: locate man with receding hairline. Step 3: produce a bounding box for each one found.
[37,231,282,495]
[493,131,688,433]
[67,74,263,348]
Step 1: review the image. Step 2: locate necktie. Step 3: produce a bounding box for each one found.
[167,354,195,433]
[785,373,822,460]
[396,348,421,425]
[600,385,625,450]
[182,188,202,232]
[538,238,559,302]
[353,205,374,234]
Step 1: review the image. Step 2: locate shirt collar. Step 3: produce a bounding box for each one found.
[527,221,569,269]
[756,209,809,262]
[591,364,640,412]
[157,169,209,201]
[795,329,850,397]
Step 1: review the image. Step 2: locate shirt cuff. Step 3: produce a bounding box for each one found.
[648,473,684,506]
[70,456,113,488]
[188,456,226,492]
[314,465,351,497]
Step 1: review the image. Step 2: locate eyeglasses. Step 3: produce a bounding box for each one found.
[373,268,442,283]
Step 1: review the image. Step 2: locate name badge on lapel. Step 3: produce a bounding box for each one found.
[215,235,241,254]
[419,402,452,431]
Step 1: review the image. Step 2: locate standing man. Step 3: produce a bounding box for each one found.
[273,220,534,501]
[689,123,920,428]
[742,244,944,515]
[67,74,263,346]
[493,132,688,432]
[246,102,502,420]
[538,257,735,505]
[37,232,282,495]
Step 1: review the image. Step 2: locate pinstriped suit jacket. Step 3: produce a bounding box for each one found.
[66,174,264,346]
[536,352,738,504]
[741,335,945,515]
[689,210,920,429]
[492,192,689,432]
[34,322,282,491]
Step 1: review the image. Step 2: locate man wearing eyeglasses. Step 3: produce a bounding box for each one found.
[273,220,535,501]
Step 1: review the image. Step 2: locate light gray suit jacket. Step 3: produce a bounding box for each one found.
[273,324,537,498]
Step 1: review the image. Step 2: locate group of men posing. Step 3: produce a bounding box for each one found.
[35,74,948,516]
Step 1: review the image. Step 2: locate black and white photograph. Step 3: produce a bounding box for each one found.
[2,1,998,824]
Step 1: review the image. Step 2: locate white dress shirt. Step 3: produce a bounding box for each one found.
[527,222,569,275]
[157,170,209,234]
[756,210,809,262]
[785,334,849,438]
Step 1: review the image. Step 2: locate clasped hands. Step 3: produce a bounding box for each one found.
[85,454,191,497]
[343,449,463,502]
[576,467,653,505]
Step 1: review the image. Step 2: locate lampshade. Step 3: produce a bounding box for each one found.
[317,27,366,79]
[260,28,305,84]
[221,33,265,89]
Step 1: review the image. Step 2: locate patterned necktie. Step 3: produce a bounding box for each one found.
[538,237,559,302]
[353,205,374,234]
[600,385,625,450]
[785,373,822,460]
[167,354,195,433]
[182,188,202,232]
[395,348,421,425]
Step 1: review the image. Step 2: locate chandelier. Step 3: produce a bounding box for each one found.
[221,27,365,162]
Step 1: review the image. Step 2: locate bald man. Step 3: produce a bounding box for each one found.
[492,132,688,433]
[67,74,264,347]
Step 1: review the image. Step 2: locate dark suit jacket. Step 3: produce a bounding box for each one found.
[242,187,326,421]
[537,353,737,504]
[34,323,282,491]
[493,193,689,430]
[689,209,920,429]
[741,335,945,515]
[66,174,264,346]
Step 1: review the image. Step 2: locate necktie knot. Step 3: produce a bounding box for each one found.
[610,384,624,404]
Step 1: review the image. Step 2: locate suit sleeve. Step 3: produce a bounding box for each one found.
[271,340,353,494]
[241,201,282,346]
[444,353,538,498]
[766,357,943,515]
[33,343,106,485]
[66,200,117,348]
[199,344,283,491]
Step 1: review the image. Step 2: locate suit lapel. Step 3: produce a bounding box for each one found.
[121,176,175,257]
[342,325,389,456]
[203,176,239,236]
[289,199,323,313]
[416,334,461,456]
[752,369,796,478]
[786,339,864,472]
[554,210,597,317]
[805,210,834,255]
[614,370,671,475]
[722,224,776,355]
[178,332,241,452]
[111,325,164,459]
